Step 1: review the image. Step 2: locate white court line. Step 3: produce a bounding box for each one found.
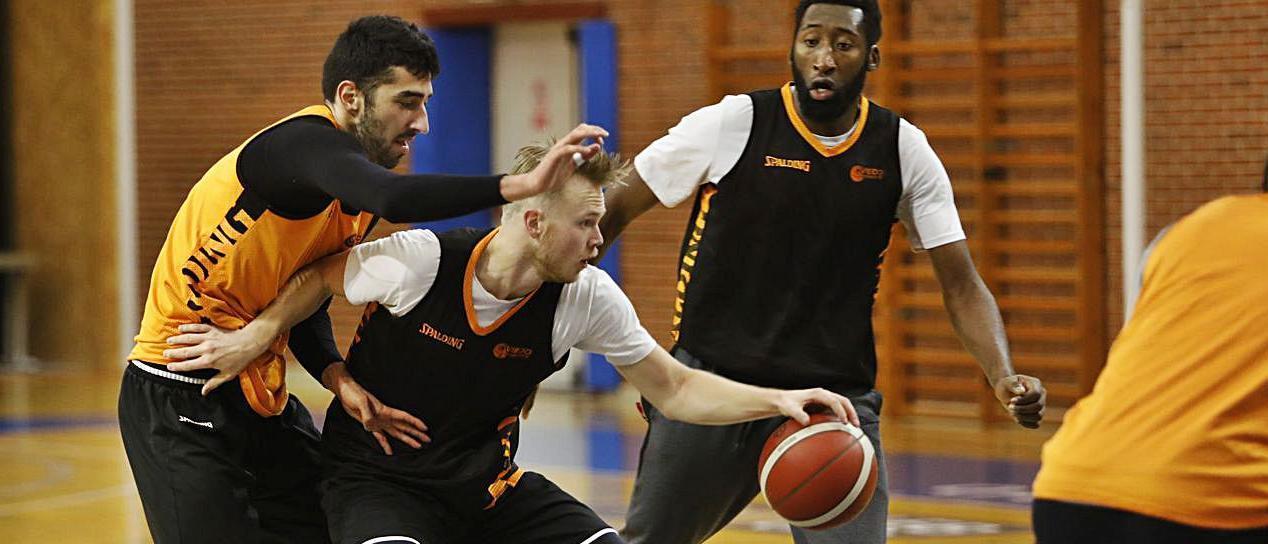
[0,458,73,497]
[0,438,121,459]
[0,439,121,499]
[0,484,133,517]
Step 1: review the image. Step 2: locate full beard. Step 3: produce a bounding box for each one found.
[791,60,869,126]
[353,100,401,169]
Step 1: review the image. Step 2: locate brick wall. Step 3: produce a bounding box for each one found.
[606,0,714,348]
[133,0,724,355]
[131,1,1268,385]
[134,0,416,362]
[9,0,119,370]
[1102,1,1268,333]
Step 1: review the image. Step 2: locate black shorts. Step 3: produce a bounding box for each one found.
[117,362,328,544]
[323,469,623,544]
[1033,499,1268,544]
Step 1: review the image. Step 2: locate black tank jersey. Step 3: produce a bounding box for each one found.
[322,228,568,511]
[673,89,902,394]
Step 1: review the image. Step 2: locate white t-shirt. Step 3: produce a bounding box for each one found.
[341,229,658,366]
[633,94,966,251]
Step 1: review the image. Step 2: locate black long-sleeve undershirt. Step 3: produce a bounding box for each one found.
[238,114,507,381]
[238,115,507,222]
[286,298,342,384]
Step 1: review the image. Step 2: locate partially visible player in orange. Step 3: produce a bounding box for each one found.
[1031,159,1268,543]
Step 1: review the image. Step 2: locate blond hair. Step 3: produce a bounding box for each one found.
[502,140,631,221]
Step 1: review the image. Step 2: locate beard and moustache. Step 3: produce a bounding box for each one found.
[791,57,870,126]
[353,96,410,169]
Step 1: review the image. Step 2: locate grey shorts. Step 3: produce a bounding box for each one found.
[620,348,888,544]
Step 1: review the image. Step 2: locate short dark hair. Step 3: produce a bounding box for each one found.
[794,0,882,46]
[321,15,440,103]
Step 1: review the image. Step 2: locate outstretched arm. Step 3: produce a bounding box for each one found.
[164,253,344,383]
[928,240,1046,428]
[616,346,859,427]
[164,252,429,454]
[286,122,608,223]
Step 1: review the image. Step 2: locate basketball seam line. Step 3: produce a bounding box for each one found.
[759,422,857,498]
[792,436,875,527]
[769,439,861,510]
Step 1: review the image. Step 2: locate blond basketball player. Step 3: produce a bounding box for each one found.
[164,144,859,544]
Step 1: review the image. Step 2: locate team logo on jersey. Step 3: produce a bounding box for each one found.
[764,155,812,173]
[180,200,260,312]
[177,415,214,430]
[419,322,466,350]
[850,165,885,182]
[493,343,533,360]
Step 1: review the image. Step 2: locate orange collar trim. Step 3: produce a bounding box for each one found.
[780,82,870,158]
[464,228,541,336]
[297,104,336,124]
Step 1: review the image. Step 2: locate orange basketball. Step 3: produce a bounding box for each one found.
[757,413,878,529]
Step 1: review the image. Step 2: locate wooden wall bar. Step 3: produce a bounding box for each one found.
[7,0,119,371]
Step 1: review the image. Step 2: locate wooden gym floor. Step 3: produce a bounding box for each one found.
[0,366,1052,543]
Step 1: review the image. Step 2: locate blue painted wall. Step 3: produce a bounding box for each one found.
[412,27,495,232]
[578,20,623,391]
[413,22,625,391]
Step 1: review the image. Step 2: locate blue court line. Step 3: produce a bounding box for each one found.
[0,415,1042,508]
[0,416,118,434]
